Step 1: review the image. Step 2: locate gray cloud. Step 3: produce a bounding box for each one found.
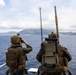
[0,0,76,32]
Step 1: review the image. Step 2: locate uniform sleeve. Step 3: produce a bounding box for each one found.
[22,44,32,54]
[36,49,42,63]
[62,47,72,62]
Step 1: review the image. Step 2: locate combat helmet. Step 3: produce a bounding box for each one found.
[11,34,21,44]
[48,32,57,38]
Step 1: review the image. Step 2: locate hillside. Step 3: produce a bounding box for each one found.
[19,29,54,35]
[0,29,76,35]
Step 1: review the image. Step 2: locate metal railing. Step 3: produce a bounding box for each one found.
[0,63,6,68]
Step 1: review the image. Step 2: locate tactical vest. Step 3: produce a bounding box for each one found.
[6,47,23,69]
[41,38,59,67]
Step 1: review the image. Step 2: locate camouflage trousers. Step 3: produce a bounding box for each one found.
[6,68,27,75]
[38,65,65,75]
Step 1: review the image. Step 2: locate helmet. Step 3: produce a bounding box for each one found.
[48,32,57,38]
[11,34,21,44]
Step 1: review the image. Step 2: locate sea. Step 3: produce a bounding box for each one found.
[0,34,76,75]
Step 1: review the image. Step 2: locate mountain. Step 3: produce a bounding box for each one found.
[0,31,17,35]
[1,29,76,35]
[0,29,54,35]
[19,29,76,35]
[19,29,54,35]
[60,32,76,35]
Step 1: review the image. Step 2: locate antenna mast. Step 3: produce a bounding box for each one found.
[54,6,59,41]
[39,7,43,43]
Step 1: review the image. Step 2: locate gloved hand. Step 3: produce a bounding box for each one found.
[63,66,68,72]
[21,39,28,45]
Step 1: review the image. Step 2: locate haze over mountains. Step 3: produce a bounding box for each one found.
[0,29,76,35]
[0,29,54,35]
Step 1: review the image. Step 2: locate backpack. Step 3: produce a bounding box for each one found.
[41,38,59,67]
[6,47,19,69]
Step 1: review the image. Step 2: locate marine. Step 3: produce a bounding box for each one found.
[6,34,32,75]
[36,32,72,75]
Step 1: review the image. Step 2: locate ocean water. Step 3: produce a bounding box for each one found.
[0,34,76,75]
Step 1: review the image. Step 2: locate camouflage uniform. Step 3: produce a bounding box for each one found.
[6,34,32,75]
[38,65,65,75]
[36,32,72,75]
[58,45,72,67]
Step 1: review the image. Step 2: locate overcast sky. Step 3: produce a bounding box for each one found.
[0,0,76,32]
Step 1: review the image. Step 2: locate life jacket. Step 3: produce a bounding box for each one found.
[41,38,59,67]
[6,47,22,69]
